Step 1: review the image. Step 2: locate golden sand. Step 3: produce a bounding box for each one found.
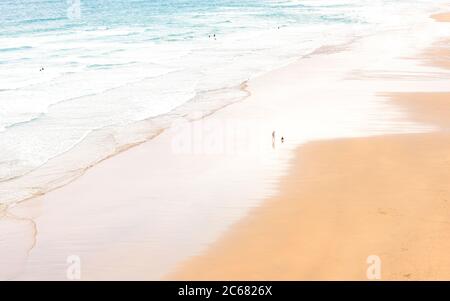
[169,133,450,280]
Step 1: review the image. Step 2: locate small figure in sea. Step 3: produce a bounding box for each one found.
[281,136,284,143]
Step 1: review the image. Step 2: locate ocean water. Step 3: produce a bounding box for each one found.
[0,0,447,205]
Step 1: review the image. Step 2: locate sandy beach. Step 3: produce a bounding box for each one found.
[169,132,450,280]
[168,13,450,280]
[1,10,450,280]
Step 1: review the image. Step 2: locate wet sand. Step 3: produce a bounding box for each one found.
[390,92,450,130]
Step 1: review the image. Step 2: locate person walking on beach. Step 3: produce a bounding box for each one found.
[272,131,276,149]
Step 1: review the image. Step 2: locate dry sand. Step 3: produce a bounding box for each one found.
[169,133,450,280]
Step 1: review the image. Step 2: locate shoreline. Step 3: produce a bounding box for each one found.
[1,11,449,280]
[1,9,447,209]
[0,82,250,208]
[0,36,359,209]
[168,13,450,280]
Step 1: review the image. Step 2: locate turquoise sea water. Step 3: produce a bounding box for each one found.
[0,0,446,204]
[1,0,359,37]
